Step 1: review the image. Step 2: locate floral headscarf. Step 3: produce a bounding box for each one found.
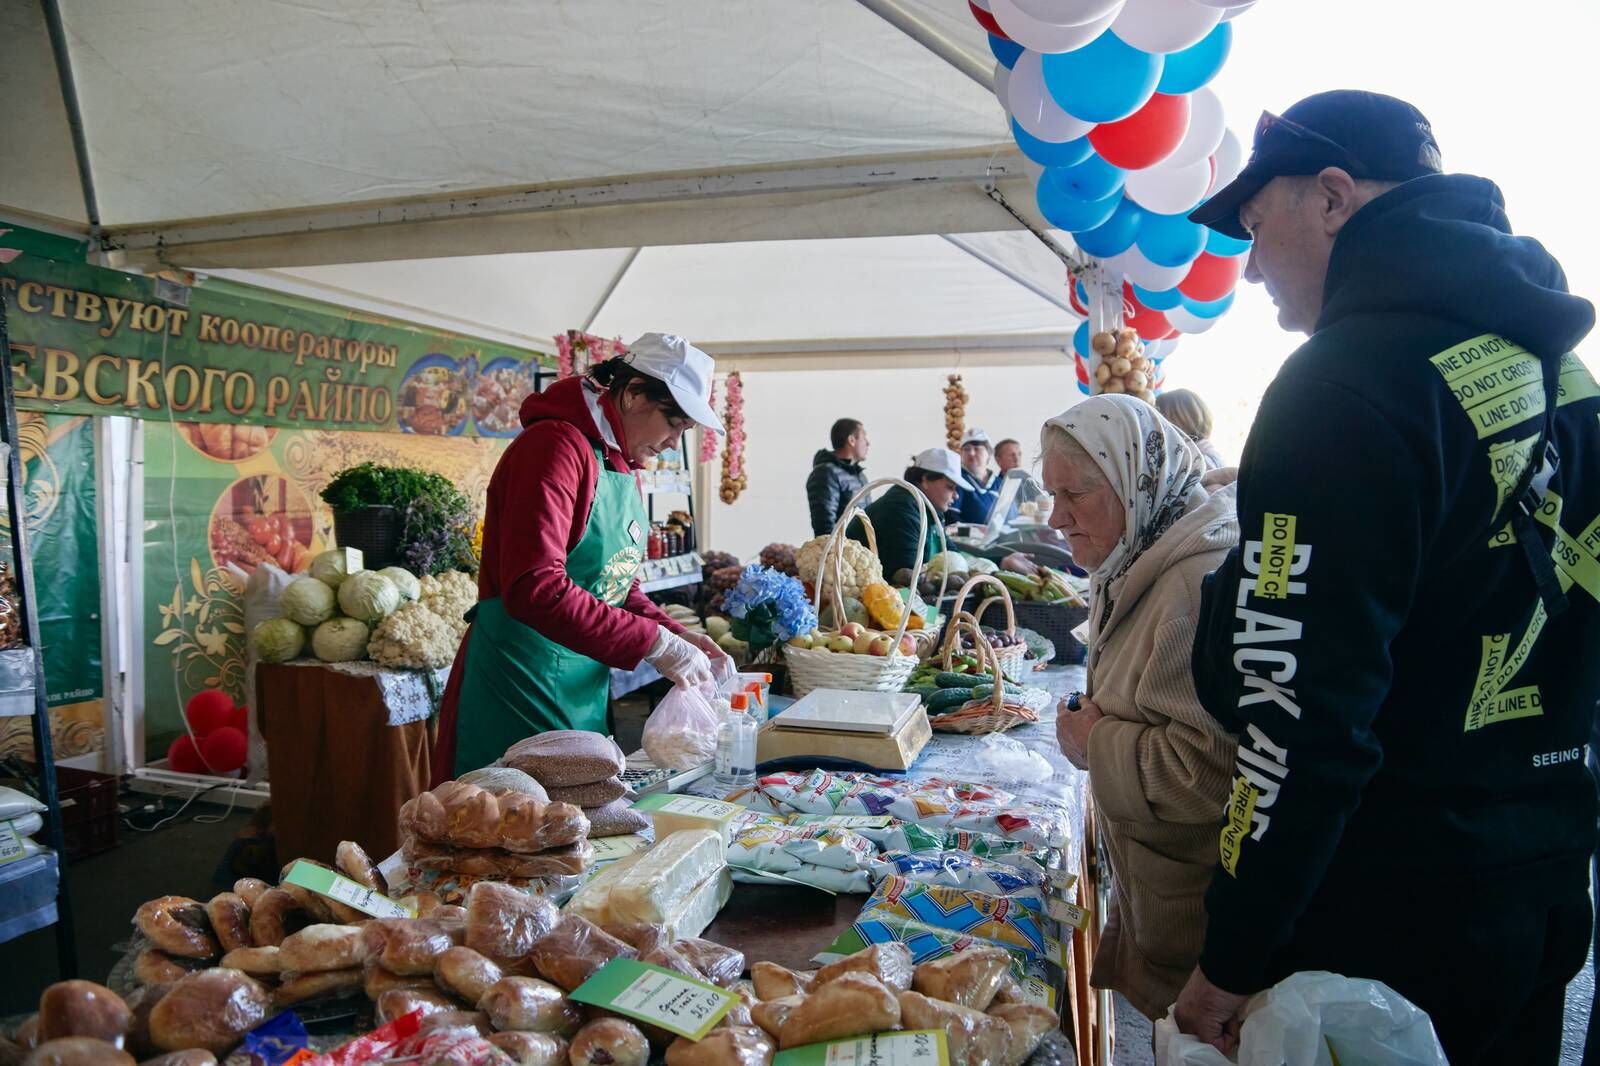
[1043,395,1208,644]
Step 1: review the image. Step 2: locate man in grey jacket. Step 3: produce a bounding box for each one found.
[806,418,869,535]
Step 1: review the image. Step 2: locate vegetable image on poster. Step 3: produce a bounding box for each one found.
[207,475,317,576]
[398,356,471,436]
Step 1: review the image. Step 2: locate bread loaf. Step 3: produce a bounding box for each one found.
[399,781,588,853]
[465,883,559,961]
[402,836,594,878]
[22,1038,134,1066]
[476,977,580,1035]
[778,974,900,1049]
[38,981,131,1048]
[664,1026,774,1066]
[897,991,1010,1066]
[567,1019,648,1066]
[502,732,624,787]
[484,1031,566,1066]
[148,970,270,1055]
[526,916,635,992]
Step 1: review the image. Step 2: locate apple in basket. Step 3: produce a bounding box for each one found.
[788,632,815,650]
[853,631,878,655]
[867,634,897,657]
[827,634,856,653]
[898,635,917,656]
[839,622,868,639]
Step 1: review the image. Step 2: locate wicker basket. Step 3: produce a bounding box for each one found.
[930,617,1039,735]
[785,477,948,698]
[938,575,1029,677]
[332,505,402,570]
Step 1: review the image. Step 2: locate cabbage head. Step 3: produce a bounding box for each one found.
[309,548,361,589]
[280,577,336,626]
[312,617,370,662]
[337,571,401,624]
[252,617,305,663]
[377,566,421,603]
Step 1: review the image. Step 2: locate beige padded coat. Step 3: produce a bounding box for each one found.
[1083,486,1240,1019]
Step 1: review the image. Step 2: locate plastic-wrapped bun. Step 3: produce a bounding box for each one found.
[778,975,900,1050]
[568,1019,648,1066]
[464,882,559,960]
[485,1031,566,1066]
[673,939,745,989]
[526,916,636,993]
[665,1026,775,1066]
[896,991,1010,1066]
[990,1004,1060,1066]
[37,981,131,1047]
[433,946,505,1005]
[363,918,464,976]
[911,945,1012,1010]
[751,962,814,1002]
[813,943,913,993]
[147,970,271,1054]
[476,977,581,1035]
[23,1037,136,1066]
[134,897,219,960]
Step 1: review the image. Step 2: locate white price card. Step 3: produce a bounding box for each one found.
[773,1030,950,1066]
[590,834,650,863]
[569,959,737,1041]
[0,821,26,866]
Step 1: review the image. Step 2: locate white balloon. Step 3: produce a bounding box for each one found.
[1165,87,1225,168]
[971,0,994,10]
[1007,0,1123,23]
[994,59,1013,108]
[1222,1,1257,18]
[1109,0,1223,53]
[1008,50,1095,141]
[1211,127,1246,191]
[1124,155,1214,214]
[1187,0,1240,6]
[1166,304,1220,333]
[990,0,1124,54]
[1106,246,1191,291]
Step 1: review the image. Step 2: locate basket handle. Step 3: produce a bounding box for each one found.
[973,595,1018,637]
[946,574,1018,637]
[939,609,982,671]
[952,616,1005,714]
[811,476,946,647]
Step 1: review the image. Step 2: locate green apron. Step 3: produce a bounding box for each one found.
[453,445,647,775]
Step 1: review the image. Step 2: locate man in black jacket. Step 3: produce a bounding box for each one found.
[806,418,869,536]
[1175,91,1599,1064]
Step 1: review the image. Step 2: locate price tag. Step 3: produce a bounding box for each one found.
[1019,975,1058,1011]
[0,821,26,866]
[569,958,737,1041]
[1046,897,1088,932]
[589,834,650,864]
[789,814,894,829]
[773,1030,949,1066]
[1047,869,1078,892]
[283,860,415,919]
[634,793,742,820]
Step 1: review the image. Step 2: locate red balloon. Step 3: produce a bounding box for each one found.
[1122,283,1174,341]
[231,705,250,733]
[1088,93,1192,171]
[1074,351,1090,385]
[1068,279,1089,317]
[185,688,235,737]
[969,1,1009,38]
[1163,326,1181,339]
[200,726,248,773]
[168,733,205,774]
[1178,252,1243,302]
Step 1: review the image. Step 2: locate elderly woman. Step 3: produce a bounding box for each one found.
[1043,394,1240,1021]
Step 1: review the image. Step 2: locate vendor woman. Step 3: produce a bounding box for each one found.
[848,447,964,582]
[434,333,732,779]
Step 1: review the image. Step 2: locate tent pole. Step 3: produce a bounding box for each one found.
[581,248,641,333]
[39,0,102,251]
[852,0,995,92]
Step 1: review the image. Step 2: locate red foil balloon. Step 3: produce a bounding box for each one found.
[1088,93,1192,170]
[1177,251,1244,302]
[1123,283,1175,340]
[168,734,206,774]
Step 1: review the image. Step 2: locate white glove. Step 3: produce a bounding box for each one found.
[680,630,738,685]
[645,625,714,689]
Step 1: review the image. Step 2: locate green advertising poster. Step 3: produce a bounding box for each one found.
[1,225,552,438]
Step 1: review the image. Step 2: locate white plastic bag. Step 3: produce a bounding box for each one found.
[642,682,722,770]
[1155,971,1449,1066]
[973,733,1053,785]
[240,562,297,780]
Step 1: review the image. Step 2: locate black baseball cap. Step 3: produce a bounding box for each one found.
[1190,90,1443,240]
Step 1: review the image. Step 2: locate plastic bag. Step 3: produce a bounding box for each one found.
[241,561,298,780]
[1154,971,1449,1066]
[642,682,721,770]
[973,734,1053,785]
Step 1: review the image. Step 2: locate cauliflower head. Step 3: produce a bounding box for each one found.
[796,534,883,601]
[369,602,460,670]
[418,570,477,642]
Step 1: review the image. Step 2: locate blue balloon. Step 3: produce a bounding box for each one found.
[1041,31,1164,124]
[1156,22,1232,95]
[1132,283,1184,311]
[1205,227,1253,257]
[1136,210,1207,268]
[1077,377,1093,396]
[1011,119,1093,168]
[1037,180,1121,232]
[1047,153,1125,202]
[989,34,1024,70]
[1181,291,1236,318]
[1073,320,1091,358]
[1072,196,1143,259]
[1074,280,1089,308]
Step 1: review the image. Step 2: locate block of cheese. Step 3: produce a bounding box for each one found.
[660,867,733,941]
[609,828,726,925]
[563,850,643,927]
[631,794,741,854]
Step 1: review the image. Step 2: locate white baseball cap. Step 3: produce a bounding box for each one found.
[913,447,965,485]
[961,428,992,447]
[623,333,725,434]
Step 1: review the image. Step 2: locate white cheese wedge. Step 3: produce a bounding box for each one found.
[609,828,726,925]
[661,867,733,941]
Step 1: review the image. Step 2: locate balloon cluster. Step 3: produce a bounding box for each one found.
[975,0,1258,387]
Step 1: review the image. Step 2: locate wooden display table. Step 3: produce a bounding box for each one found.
[256,660,442,867]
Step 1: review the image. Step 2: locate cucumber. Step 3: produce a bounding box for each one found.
[935,671,985,689]
[925,687,975,712]
[970,682,1024,701]
[906,685,940,701]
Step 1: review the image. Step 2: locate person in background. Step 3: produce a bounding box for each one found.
[1155,389,1226,470]
[953,428,1001,524]
[1044,395,1240,1022]
[994,436,1048,526]
[849,448,963,582]
[995,438,1024,474]
[806,418,869,536]
[1174,91,1599,1064]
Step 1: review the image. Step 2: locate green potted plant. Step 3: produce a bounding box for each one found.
[320,463,477,574]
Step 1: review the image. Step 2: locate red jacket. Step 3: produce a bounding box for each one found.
[433,377,682,781]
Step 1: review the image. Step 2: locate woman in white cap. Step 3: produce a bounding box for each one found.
[434,333,732,778]
[847,448,965,582]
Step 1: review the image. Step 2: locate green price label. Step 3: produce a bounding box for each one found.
[283,859,414,919]
[772,1030,949,1066]
[569,958,738,1041]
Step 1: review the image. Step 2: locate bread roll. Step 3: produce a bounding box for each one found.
[750,963,813,1002]
[137,1052,217,1066]
[204,894,252,953]
[568,1019,648,1066]
[665,1025,774,1066]
[334,841,386,893]
[279,925,368,973]
[230,880,270,909]
[476,977,579,1035]
[778,974,899,1049]
[374,989,458,1025]
[121,986,167,1059]
[38,981,131,1048]
[526,916,635,993]
[23,1038,134,1066]
[362,958,434,1001]
[484,1031,565,1066]
[217,947,281,979]
[398,781,587,853]
[465,883,559,961]
[812,944,913,993]
[134,898,218,960]
[273,969,363,1008]
[148,970,270,1055]
[911,946,1011,1010]
[749,996,804,1041]
[673,939,744,989]
[433,947,504,1005]
[402,838,594,879]
[897,991,1010,1066]
[131,952,204,989]
[246,889,308,948]
[990,973,1024,1006]
[600,923,670,956]
[989,1003,1059,1066]
[363,918,463,976]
